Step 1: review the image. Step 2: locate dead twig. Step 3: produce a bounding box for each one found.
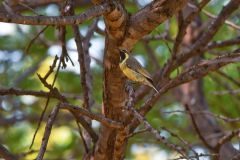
[36,104,60,160]
[126,128,149,138]
[76,122,89,153]
[30,55,63,149]
[25,26,48,54]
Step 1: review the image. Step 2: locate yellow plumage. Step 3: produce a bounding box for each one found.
[119,49,159,93]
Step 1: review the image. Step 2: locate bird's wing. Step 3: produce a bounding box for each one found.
[126,57,152,79]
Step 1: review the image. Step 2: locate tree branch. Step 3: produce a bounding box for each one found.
[140,52,240,115]
[161,0,240,77]
[125,52,240,134]
[93,1,129,159]
[0,144,17,160]
[73,21,92,110]
[202,8,240,30]
[0,3,113,25]
[0,88,66,100]
[36,104,60,160]
[125,87,187,158]
[122,0,188,49]
[171,0,210,57]
[205,37,240,51]
[60,103,123,129]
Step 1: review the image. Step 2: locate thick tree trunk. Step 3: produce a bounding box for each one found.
[92,1,188,159]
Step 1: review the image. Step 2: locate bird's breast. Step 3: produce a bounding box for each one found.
[119,62,144,82]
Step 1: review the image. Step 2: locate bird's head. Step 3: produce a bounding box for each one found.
[118,49,129,63]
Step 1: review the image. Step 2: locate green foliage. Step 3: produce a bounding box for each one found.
[0,0,240,159]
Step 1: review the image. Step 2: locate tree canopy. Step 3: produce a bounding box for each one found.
[0,0,240,160]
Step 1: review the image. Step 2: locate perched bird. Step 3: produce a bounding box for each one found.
[118,49,159,93]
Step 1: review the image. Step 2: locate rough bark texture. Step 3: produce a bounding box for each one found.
[2,0,240,159]
[93,1,188,159]
[122,0,188,50]
[93,2,129,159]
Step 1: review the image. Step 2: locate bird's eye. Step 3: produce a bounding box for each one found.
[119,51,126,62]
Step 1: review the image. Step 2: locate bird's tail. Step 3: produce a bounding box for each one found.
[146,78,159,93]
[150,83,159,93]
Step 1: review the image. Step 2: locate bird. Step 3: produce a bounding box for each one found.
[118,49,159,93]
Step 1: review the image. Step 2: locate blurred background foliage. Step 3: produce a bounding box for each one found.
[0,0,240,159]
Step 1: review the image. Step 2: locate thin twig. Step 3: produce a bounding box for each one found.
[126,86,188,158]
[205,37,240,51]
[25,27,49,54]
[17,149,37,159]
[76,122,89,153]
[139,52,240,116]
[143,33,173,42]
[163,110,240,123]
[185,104,212,149]
[126,52,240,136]
[36,104,60,160]
[202,9,240,30]
[59,27,72,68]
[217,128,240,147]
[30,55,63,149]
[69,0,94,149]
[171,153,218,160]
[216,70,240,87]
[161,126,199,159]
[18,2,42,16]
[161,0,240,78]
[172,0,210,57]
[126,128,149,138]
[73,22,92,110]
[211,89,240,96]
[84,18,99,43]
[43,55,59,80]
